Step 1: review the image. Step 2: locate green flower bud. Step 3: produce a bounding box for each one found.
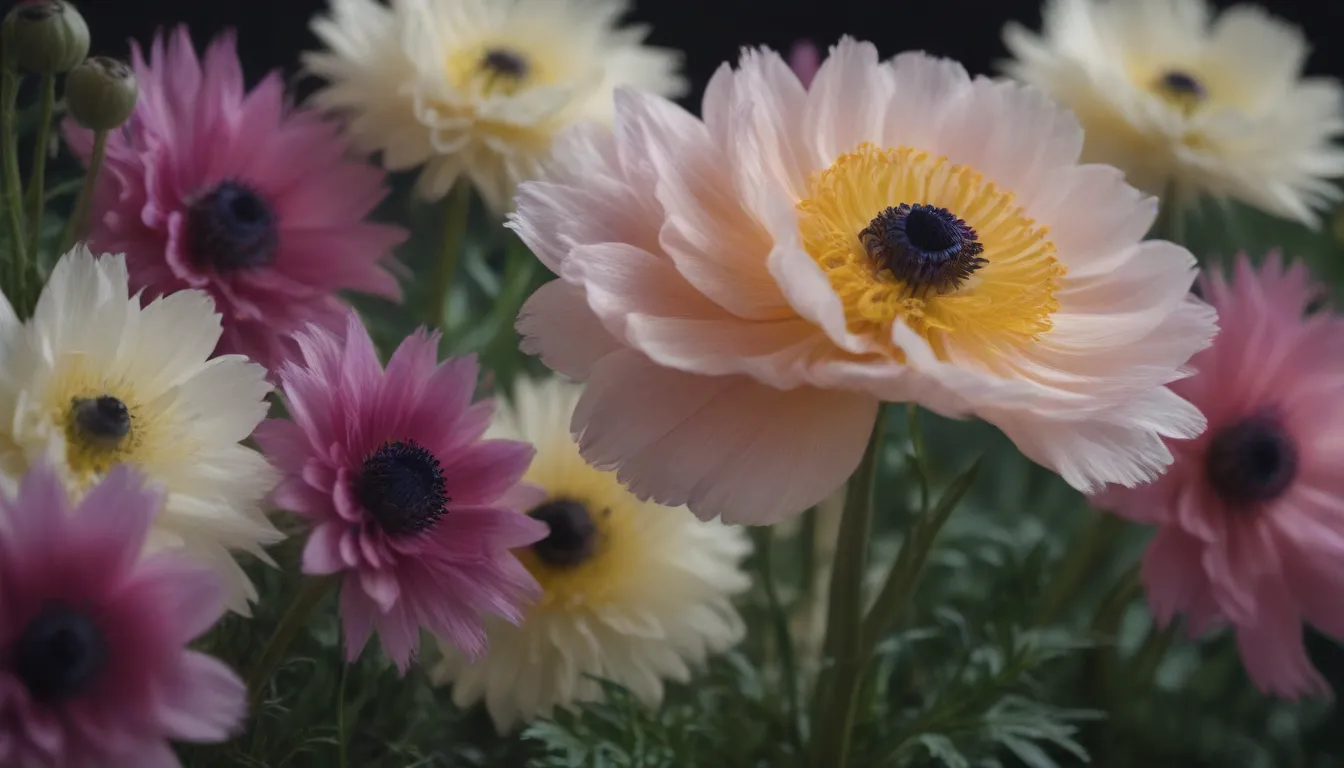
[65,56,137,131]
[4,0,90,75]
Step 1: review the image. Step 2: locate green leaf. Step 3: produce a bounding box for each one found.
[914,734,970,768]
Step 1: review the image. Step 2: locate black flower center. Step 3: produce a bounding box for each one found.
[860,203,987,296]
[187,181,278,272]
[14,603,109,703]
[481,47,529,79]
[528,498,599,568]
[1154,70,1207,111]
[1205,412,1298,506]
[71,395,131,447]
[357,440,449,536]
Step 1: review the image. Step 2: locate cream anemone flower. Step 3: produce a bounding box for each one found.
[432,376,750,732]
[0,247,281,612]
[1002,0,1344,226]
[303,0,686,212]
[511,39,1219,525]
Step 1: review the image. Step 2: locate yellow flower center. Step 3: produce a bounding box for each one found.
[446,41,553,98]
[513,442,643,612]
[1150,69,1208,116]
[46,360,166,482]
[798,143,1065,363]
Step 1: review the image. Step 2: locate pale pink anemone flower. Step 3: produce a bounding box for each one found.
[0,464,246,768]
[254,313,548,671]
[510,38,1217,524]
[1092,255,1344,700]
[64,27,405,374]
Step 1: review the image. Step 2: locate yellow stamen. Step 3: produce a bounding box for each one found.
[514,438,644,611]
[797,143,1065,364]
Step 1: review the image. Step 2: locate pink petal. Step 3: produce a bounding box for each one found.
[1235,581,1329,700]
[612,88,787,321]
[72,464,163,577]
[340,576,376,661]
[156,652,247,742]
[516,280,623,380]
[434,506,548,555]
[252,419,314,474]
[1141,527,1222,634]
[440,440,536,506]
[302,522,348,575]
[360,568,401,613]
[574,350,878,524]
[133,556,228,642]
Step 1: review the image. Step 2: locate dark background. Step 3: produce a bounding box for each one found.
[44,0,1344,108]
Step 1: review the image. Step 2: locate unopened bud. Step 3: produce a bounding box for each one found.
[65,56,138,130]
[4,0,90,75]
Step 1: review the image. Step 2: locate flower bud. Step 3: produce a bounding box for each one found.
[64,56,138,131]
[4,0,90,75]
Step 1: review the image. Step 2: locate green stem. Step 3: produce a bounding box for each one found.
[1034,512,1125,626]
[1128,620,1180,693]
[246,574,338,712]
[1151,181,1185,245]
[337,629,350,768]
[427,183,472,331]
[58,129,106,257]
[810,406,886,768]
[753,526,804,758]
[24,74,55,263]
[1086,566,1142,708]
[858,455,980,655]
[1,65,27,294]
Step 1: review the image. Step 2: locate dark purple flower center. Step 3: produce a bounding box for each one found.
[1158,70,1206,100]
[71,395,131,447]
[1205,411,1298,506]
[480,47,529,80]
[528,498,599,568]
[357,440,449,537]
[187,181,278,272]
[860,204,987,296]
[14,603,108,702]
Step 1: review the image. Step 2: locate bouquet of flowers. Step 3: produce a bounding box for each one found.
[3,0,1344,766]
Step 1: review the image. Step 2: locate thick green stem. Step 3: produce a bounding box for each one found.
[1034,512,1125,626]
[58,129,106,258]
[753,526,804,758]
[427,183,472,331]
[246,574,338,712]
[810,407,886,768]
[1,65,27,294]
[24,74,55,263]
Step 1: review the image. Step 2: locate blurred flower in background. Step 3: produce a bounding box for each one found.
[1093,255,1344,700]
[0,464,246,767]
[1002,0,1344,226]
[788,40,820,88]
[512,39,1216,524]
[433,376,750,732]
[64,27,405,374]
[0,249,280,614]
[303,0,687,212]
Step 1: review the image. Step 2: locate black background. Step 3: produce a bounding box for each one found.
[42,0,1344,107]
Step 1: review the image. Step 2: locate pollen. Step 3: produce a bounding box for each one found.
[797,143,1065,364]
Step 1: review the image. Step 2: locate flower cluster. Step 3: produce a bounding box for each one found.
[2,0,1344,764]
